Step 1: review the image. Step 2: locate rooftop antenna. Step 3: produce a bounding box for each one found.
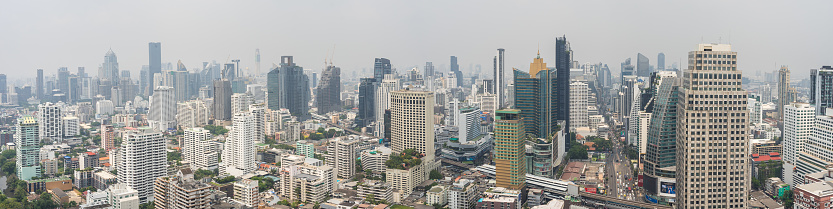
[329,44,336,66]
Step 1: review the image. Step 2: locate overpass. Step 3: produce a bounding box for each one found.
[475,165,671,209]
[311,113,373,137]
[440,158,474,169]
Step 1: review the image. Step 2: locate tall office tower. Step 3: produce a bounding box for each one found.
[657,53,666,71]
[675,44,748,209]
[375,74,400,138]
[37,69,44,100]
[325,136,360,179]
[513,52,559,138]
[450,56,463,87]
[221,112,257,177]
[0,74,6,101]
[390,90,435,157]
[811,66,833,115]
[15,116,41,180]
[454,104,483,142]
[149,86,177,131]
[555,36,571,135]
[38,102,62,140]
[101,125,115,151]
[782,103,815,186]
[153,169,213,209]
[570,81,589,128]
[316,65,341,114]
[230,93,253,114]
[119,127,166,204]
[621,58,635,77]
[140,66,148,96]
[494,109,526,190]
[148,42,161,96]
[57,67,70,98]
[255,49,261,75]
[642,73,679,205]
[637,53,650,77]
[496,48,505,108]
[777,66,792,121]
[101,49,120,83]
[374,58,392,82]
[424,62,435,80]
[266,56,310,119]
[797,109,833,179]
[356,78,377,127]
[170,70,189,102]
[213,79,232,121]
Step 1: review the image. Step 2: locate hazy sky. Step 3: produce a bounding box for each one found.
[1,0,831,83]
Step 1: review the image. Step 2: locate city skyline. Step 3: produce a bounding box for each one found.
[2,1,832,81]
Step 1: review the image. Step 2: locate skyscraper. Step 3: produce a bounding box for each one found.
[221,112,258,177]
[657,52,666,71]
[101,49,119,83]
[119,127,166,204]
[213,79,232,121]
[390,90,435,157]
[796,109,833,182]
[255,48,261,75]
[374,58,391,82]
[37,69,43,100]
[637,53,650,77]
[777,66,792,121]
[514,52,559,138]
[316,65,341,114]
[621,58,635,78]
[496,48,505,108]
[642,72,679,205]
[15,116,40,180]
[356,78,376,127]
[0,74,6,101]
[676,44,748,209]
[149,86,177,131]
[57,67,70,100]
[375,74,400,138]
[555,36,571,134]
[811,66,833,115]
[266,56,310,119]
[450,56,462,87]
[424,62,435,80]
[494,109,525,190]
[148,42,161,96]
[782,103,815,186]
[569,81,589,128]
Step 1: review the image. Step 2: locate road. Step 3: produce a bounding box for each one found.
[605,129,638,201]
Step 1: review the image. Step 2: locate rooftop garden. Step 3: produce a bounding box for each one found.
[385,149,423,170]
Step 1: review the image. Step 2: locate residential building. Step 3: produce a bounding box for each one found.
[79,152,98,169]
[357,180,393,204]
[426,185,448,206]
[38,102,62,139]
[494,109,525,190]
[154,169,212,209]
[176,99,209,129]
[675,44,748,209]
[74,169,94,188]
[296,140,315,158]
[387,90,440,201]
[184,128,218,170]
[234,179,260,207]
[448,179,478,209]
[41,158,58,176]
[231,93,253,114]
[811,66,833,115]
[477,187,521,209]
[361,146,392,174]
[794,180,833,209]
[326,136,361,179]
[783,103,816,186]
[93,171,118,191]
[570,81,589,128]
[62,116,79,137]
[16,116,41,180]
[149,86,177,131]
[279,155,334,204]
[118,127,166,204]
[267,56,310,120]
[81,183,140,209]
[317,65,341,114]
[749,97,763,124]
[221,112,258,177]
[797,109,833,184]
[101,125,115,151]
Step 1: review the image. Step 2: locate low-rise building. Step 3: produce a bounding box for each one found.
[50,188,69,204]
[795,181,833,209]
[25,177,72,193]
[426,185,448,206]
[360,147,392,174]
[93,171,118,191]
[74,169,95,188]
[357,180,393,204]
[79,183,140,209]
[479,187,521,209]
[154,169,213,209]
[448,179,478,209]
[279,155,334,204]
[234,179,260,207]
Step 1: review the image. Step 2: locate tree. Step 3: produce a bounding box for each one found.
[365,194,377,204]
[140,202,156,209]
[167,152,182,162]
[781,190,793,208]
[429,169,443,180]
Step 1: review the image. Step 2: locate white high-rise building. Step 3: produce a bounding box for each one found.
[118,127,166,204]
[62,116,79,137]
[796,108,833,183]
[748,98,763,124]
[248,103,266,143]
[326,136,361,179]
[475,93,498,120]
[184,128,218,171]
[375,74,400,138]
[388,90,440,201]
[38,102,62,139]
[455,103,482,143]
[176,100,209,129]
[231,93,254,114]
[16,116,41,180]
[675,44,748,209]
[570,81,589,128]
[149,86,177,131]
[783,103,816,186]
[221,112,257,177]
[96,100,114,115]
[636,111,652,155]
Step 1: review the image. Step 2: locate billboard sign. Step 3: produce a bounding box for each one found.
[660,182,676,194]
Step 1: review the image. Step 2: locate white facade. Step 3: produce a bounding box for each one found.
[279,155,335,204]
[748,98,763,124]
[81,183,140,209]
[38,102,62,139]
[184,128,218,171]
[221,112,257,177]
[118,127,166,204]
[455,104,482,143]
[797,109,833,184]
[783,103,816,186]
[62,116,80,137]
[475,93,498,119]
[426,185,448,206]
[360,146,392,174]
[176,100,209,129]
[448,179,477,209]
[636,111,651,155]
[96,100,114,115]
[149,86,177,131]
[570,81,589,128]
[234,179,260,207]
[326,136,361,179]
[231,93,254,114]
[375,74,400,138]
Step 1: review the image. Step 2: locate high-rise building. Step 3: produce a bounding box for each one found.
[317,65,341,114]
[234,179,261,207]
[213,79,232,121]
[326,136,361,179]
[15,116,40,180]
[643,73,679,205]
[777,66,792,121]
[230,93,253,114]
[266,56,310,119]
[494,109,525,190]
[569,81,589,128]
[675,44,748,209]
[101,125,115,151]
[555,36,571,135]
[782,103,815,186]
[279,155,334,204]
[496,48,505,108]
[0,74,6,102]
[183,128,213,170]
[176,100,210,129]
[374,58,392,82]
[356,78,377,127]
[637,53,650,77]
[513,53,559,138]
[811,66,833,115]
[37,69,44,100]
[154,169,213,209]
[657,53,666,71]
[375,74,400,138]
[796,109,833,181]
[424,62,435,80]
[149,86,177,131]
[390,90,435,157]
[101,49,119,84]
[38,102,62,140]
[148,42,161,96]
[118,127,166,204]
[221,112,257,177]
[450,56,462,87]
[748,96,763,124]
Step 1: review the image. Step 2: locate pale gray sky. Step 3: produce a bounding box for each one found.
[1,0,831,82]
